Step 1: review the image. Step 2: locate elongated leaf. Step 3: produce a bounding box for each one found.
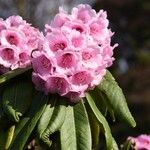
[4,125,15,149]
[2,79,33,122]
[112,138,119,150]
[11,117,29,144]
[85,102,100,149]
[88,89,107,116]
[0,123,15,150]
[93,89,116,122]
[9,92,49,150]
[0,66,31,85]
[98,70,136,127]
[37,96,67,147]
[86,93,113,150]
[60,100,92,150]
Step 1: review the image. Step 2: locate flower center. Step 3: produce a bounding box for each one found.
[58,53,75,68]
[53,42,66,51]
[72,26,84,33]
[41,57,51,69]
[82,52,92,60]
[6,34,18,46]
[1,48,14,60]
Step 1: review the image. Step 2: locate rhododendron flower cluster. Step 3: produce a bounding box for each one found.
[32,4,118,101]
[128,135,150,150]
[0,16,41,73]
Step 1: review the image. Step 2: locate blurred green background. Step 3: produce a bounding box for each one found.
[0,0,149,149]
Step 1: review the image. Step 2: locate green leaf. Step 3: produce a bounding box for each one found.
[0,124,15,150]
[0,66,31,85]
[94,89,116,122]
[89,89,116,121]
[4,125,15,150]
[98,70,136,127]
[2,79,33,122]
[37,96,67,147]
[112,138,119,150]
[85,102,100,149]
[60,100,92,150]
[86,93,113,150]
[11,117,29,144]
[88,89,107,116]
[9,92,49,150]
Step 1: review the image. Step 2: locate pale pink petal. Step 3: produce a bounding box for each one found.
[0,19,7,32]
[46,76,69,95]
[71,4,97,23]
[0,46,18,68]
[57,52,76,68]
[0,29,25,47]
[6,15,26,27]
[65,91,81,102]
[32,73,47,92]
[72,71,93,85]
[32,54,52,76]
[46,31,68,51]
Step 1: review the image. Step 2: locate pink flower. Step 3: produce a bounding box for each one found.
[32,54,52,76]
[71,4,97,23]
[0,19,7,32]
[71,71,93,85]
[0,46,18,68]
[62,20,89,34]
[45,76,70,96]
[81,46,104,69]
[89,20,109,44]
[46,31,68,52]
[19,52,30,64]
[0,29,24,46]
[32,4,118,101]
[0,15,41,72]
[32,73,47,92]
[50,7,70,28]
[65,91,81,102]
[128,135,150,150]
[57,52,77,69]
[69,31,86,49]
[6,15,26,27]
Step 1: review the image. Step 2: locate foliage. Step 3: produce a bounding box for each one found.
[0,68,136,150]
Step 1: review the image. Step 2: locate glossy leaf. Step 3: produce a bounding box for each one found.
[37,96,67,147]
[86,93,113,150]
[2,79,33,122]
[0,66,31,85]
[98,70,136,127]
[60,100,92,150]
[9,92,49,150]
